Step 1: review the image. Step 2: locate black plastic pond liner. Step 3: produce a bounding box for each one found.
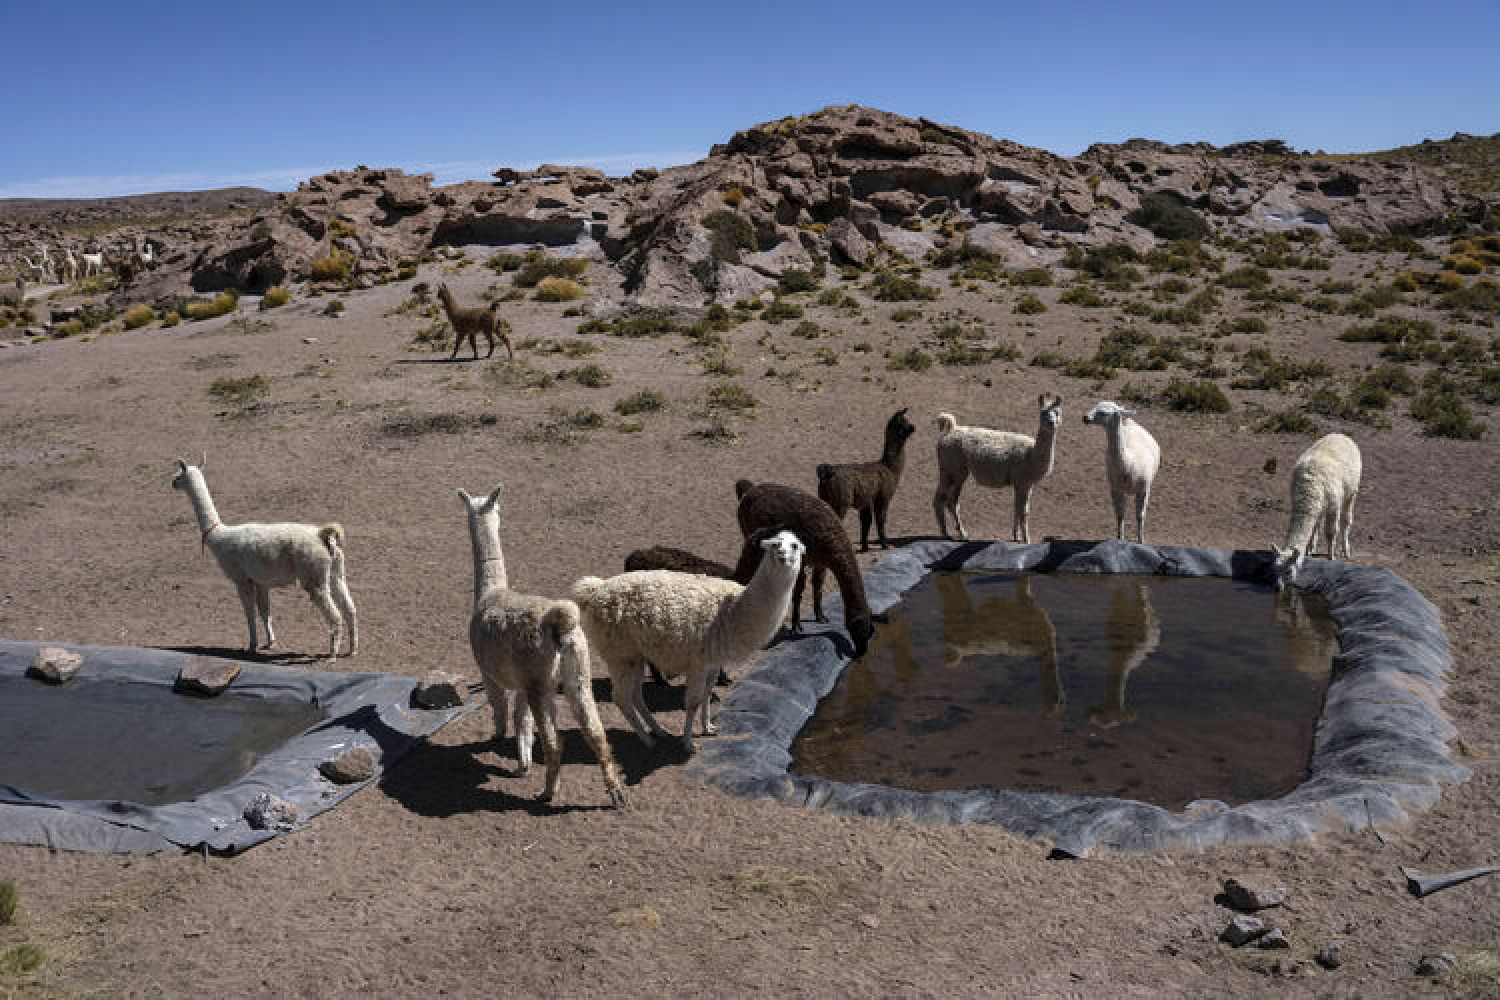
[685,539,1469,854]
[0,640,480,855]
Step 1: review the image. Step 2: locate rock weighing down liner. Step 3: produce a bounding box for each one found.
[0,640,479,855]
[685,539,1469,854]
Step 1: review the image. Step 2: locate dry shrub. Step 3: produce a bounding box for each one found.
[731,865,830,906]
[535,277,585,302]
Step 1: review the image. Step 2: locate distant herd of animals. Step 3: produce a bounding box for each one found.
[170,396,1362,807]
[4,239,159,292]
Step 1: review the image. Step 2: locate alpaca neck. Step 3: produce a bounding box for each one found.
[737,553,800,631]
[1283,483,1325,554]
[1031,419,1058,478]
[880,433,908,477]
[825,548,871,625]
[439,287,458,317]
[467,508,509,605]
[182,470,222,534]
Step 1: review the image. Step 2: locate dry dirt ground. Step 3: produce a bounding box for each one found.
[1,240,1497,998]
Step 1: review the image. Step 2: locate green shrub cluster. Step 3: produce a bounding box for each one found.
[1160,378,1231,413]
[871,269,940,302]
[516,256,587,288]
[1129,192,1210,241]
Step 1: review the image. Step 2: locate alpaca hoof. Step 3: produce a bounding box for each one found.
[609,787,629,809]
[516,762,531,775]
[535,790,554,804]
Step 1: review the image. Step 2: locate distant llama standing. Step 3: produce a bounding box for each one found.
[1082,400,1161,543]
[1270,432,1362,591]
[933,393,1063,543]
[171,459,358,657]
[437,284,514,361]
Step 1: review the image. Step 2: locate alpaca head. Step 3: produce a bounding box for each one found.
[885,407,916,447]
[1038,393,1063,429]
[170,454,207,492]
[1082,400,1132,430]
[758,529,805,573]
[1269,544,1305,592]
[457,484,504,521]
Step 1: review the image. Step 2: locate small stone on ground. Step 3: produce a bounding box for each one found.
[27,646,84,683]
[244,792,298,832]
[1257,928,1290,950]
[413,671,465,709]
[1415,953,1456,977]
[319,745,377,784]
[176,656,241,695]
[1220,914,1267,947]
[1223,876,1288,911]
[1316,941,1343,969]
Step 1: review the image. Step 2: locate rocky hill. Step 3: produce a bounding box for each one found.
[14,107,1492,308]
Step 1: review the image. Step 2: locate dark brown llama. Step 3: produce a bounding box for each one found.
[437,284,514,361]
[815,407,915,551]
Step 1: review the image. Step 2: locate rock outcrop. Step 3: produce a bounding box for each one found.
[51,106,1479,309]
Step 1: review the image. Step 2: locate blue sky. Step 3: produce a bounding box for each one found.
[4,0,1497,199]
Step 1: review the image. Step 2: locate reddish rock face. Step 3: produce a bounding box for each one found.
[60,105,1474,310]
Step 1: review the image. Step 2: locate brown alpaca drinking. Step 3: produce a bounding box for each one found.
[437,284,514,361]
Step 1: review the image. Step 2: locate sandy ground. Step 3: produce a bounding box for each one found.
[1,243,1497,998]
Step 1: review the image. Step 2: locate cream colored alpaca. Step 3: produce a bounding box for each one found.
[934,393,1063,543]
[171,460,357,657]
[1271,433,1362,591]
[459,485,627,807]
[1082,400,1161,543]
[572,531,805,752]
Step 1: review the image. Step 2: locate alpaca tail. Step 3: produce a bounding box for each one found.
[318,523,345,551]
[570,576,606,609]
[936,412,957,435]
[816,463,835,483]
[542,601,581,644]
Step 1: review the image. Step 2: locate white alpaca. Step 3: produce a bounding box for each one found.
[1271,432,1362,591]
[171,459,358,657]
[572,530,805,751]
[60,247,78,284]
[933,393,1063,543]
[1082,400,1162,543]
[80,250,105,277]
[459,485,627,807]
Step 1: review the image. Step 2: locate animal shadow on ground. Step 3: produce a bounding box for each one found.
[391,356,500,366]
[379,678,688,818]
[157,644,328,666]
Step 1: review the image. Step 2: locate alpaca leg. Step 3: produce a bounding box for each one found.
[628,658,671,741]
[447,330,462,360]
[500,331,515,360]
[330,565,357,655]
[873,496,891,548]
[610,657,657,746]
[479,671,511,743]
[811,565,829,624]
[934,472,966,539]
[1322,508,1340,560]
[1135,487,1150,545]
[235,580,259,651]
[857,507,873,552]
[557,632,627,806]
[695,666,719,736]
[1110,489,1127,541]
[1339,492,1357,560]
[306,583,343,657]
[1014,487,1032,544]
[254,584,276,649]
[470,330,480,361]
[511,690,536,773]
[788,568,808,632]
[525,683,560,803]
[484,329,495,359]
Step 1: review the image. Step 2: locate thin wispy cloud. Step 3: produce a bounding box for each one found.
[0,151,703,200]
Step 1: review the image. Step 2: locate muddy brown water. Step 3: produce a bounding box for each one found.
[790,572,1337,810]
[0,675,325,806]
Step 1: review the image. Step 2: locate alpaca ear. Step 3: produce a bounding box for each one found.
[457,488,473,505]
[176,458,188,472]
[1038,393,1047,407]
[1270,543,1285,558]
[200,451,208,469]
[485,485,503,508]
